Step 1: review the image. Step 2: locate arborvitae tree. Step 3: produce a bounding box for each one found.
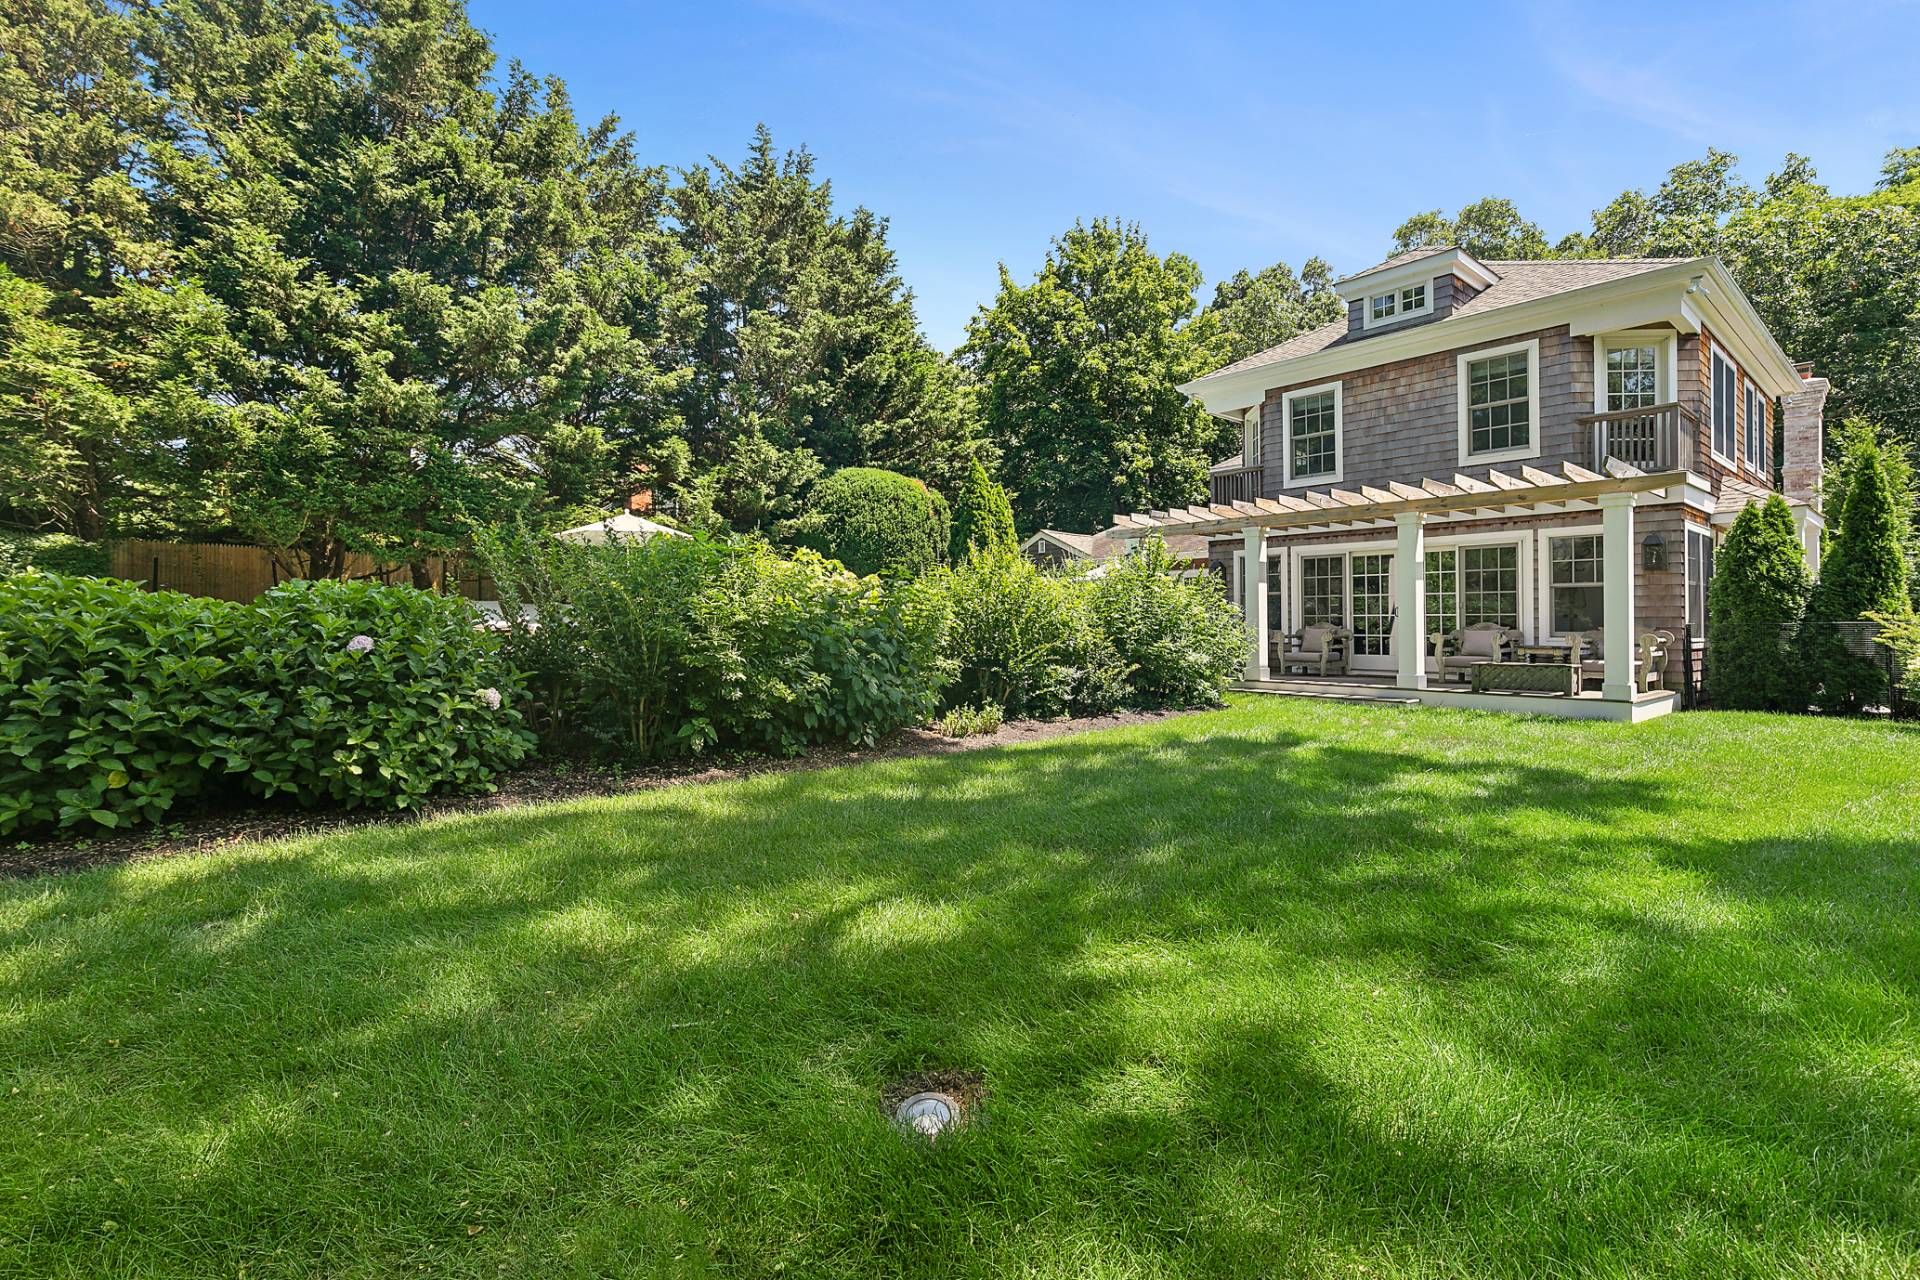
[949,456,1017,559]
[1707,495,1811,710]
[1803,443,1913,711]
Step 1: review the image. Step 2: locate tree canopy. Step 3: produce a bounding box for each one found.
[959,220,1232,536]
[1203,256,1343,363]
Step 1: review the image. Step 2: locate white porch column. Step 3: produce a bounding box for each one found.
[1599,492,1638,702]
[1393,511,1427,690]
[1242,524,1270,681]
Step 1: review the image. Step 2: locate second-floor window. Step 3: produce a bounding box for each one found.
[1606,344,1660,411]
[1745,380,1766,472]
[1712,348,1738,462]
[1282,382,1342,485]
[1457,338,1540,464]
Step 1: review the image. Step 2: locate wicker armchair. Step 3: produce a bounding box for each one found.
[1280,625,1349,677]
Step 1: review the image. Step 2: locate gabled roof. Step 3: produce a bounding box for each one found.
[1210,257,1687,381]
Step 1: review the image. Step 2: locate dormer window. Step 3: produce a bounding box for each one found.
[1365,282,1431,328]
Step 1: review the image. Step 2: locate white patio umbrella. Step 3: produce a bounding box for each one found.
[555,512,690,544]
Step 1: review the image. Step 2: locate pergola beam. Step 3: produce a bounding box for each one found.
[1107,463,1689,539]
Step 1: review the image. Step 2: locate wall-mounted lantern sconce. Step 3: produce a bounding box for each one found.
[1643,532,1668,571]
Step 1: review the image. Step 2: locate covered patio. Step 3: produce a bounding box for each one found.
[1108,460,1691,721]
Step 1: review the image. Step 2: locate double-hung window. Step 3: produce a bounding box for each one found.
[1282,382,1342,485]
[1424,544,1521,635]
[1744,380,1766,473]
[1711,349,1738,462]
[1549,535,1605,634]
[1457,339,1540,464]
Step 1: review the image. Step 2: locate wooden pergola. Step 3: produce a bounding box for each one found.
[1104,460,1686,539]
[1105,459,1692,701]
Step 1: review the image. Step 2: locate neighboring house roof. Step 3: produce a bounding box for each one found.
[1021,529,1209,562]
[1210,258,1685,381]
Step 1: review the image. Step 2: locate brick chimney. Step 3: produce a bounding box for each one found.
[1782,363,1828,510]
[627,488,654,515]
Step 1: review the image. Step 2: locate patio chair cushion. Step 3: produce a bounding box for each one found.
[1298,626,1337,652]
[1460,629,1504,659]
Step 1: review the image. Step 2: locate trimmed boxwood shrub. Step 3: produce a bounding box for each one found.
[1707,495,1811,711]
[0,531,107,577]
[788,467,948,577]
[0,574,532,835]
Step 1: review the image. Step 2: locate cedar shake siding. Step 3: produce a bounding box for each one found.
[1259,324,1587,497]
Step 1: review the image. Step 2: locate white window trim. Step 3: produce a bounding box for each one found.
[1743,378,1768,478]
[1281,380,1344,487]
[1456,337,1543,466]
[1709,347,1738,469]
[1362,279,1434,331]
[1541,523,1609,642]
[1285,529,1535,644]
[1591,331,1677,414]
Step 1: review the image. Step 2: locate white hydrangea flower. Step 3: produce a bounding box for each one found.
[476,687,502,710]
[345,634,375,653]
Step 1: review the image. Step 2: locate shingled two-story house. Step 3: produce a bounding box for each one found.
[1106,247,1830,720]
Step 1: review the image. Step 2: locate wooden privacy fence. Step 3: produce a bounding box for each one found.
[107,541,495,603]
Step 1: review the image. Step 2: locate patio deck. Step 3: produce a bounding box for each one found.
[1234,674,1678,722]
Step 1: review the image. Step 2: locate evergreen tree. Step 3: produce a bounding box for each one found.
[1803,442,1913,712]
[949,456,1017,558]
[666,128,976,529]
[960,220,1232,535]
[1707,495,1811,710]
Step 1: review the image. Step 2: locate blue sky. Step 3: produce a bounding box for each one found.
[468,0,1920,351]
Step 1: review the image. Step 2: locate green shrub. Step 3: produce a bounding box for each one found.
[0,574,241,833]
[937,703,1004,738]
[1707,495,1811,711]
[936,547,1125,718]
[0,574,532,835]
[1803,444,1912,712]
[214,580,533,810]
[0,531,107,577]
[480,530,950,760]
[787,467,947,577]
[1089,535,1247,707]
[949,457,1017,560]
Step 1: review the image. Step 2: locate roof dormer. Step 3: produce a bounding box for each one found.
[1336,246,1502,337]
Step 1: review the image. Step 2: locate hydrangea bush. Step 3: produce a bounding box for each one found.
[0,574,532,835]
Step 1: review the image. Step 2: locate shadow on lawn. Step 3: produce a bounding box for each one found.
[4,711,1917,1274]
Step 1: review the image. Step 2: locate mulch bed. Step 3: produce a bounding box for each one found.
[3,707,1201,879]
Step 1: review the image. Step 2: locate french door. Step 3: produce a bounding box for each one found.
[1296,551,1396,673]
[1348,553,1396,672]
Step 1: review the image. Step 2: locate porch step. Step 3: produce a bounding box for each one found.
[1232,679,1422,706]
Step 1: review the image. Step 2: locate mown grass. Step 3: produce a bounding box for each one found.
[2,697,1917,1278]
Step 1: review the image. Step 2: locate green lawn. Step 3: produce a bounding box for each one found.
[3,698,1918,1278]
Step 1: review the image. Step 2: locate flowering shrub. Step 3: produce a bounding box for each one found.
[1087,535,1247,707]
[0,574,532,835]
[210,580,534,810]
